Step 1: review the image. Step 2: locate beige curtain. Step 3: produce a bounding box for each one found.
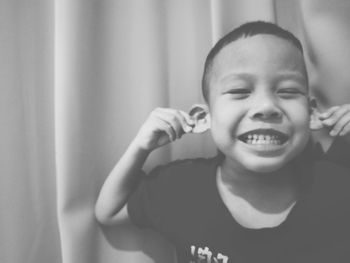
[2,0,350,262]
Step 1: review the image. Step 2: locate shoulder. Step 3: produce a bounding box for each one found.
[147,156,219,180]
[304,137,350,189]
[311,159,350,205]
[128,156,220,230]
[142,156,219,199]
[321,137,350,169]
[314,136,350,183]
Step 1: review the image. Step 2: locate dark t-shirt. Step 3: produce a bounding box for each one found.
[128,139,350,263]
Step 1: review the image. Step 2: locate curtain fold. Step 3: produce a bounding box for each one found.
[2,1,350,263]
[0,0,60,263]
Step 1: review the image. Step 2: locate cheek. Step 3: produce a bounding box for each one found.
[210,106,243,142]
[211,103,240,128]
[210,117,229,140]
[284,100,310,126]
[288,105,311,147]
[294,107,310,131]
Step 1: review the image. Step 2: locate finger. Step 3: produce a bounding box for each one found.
[319,106,341,120]
[164,109,193,133]
[151,109,177,140]
[339,121,350,136]
[154,110,183,139]
[161,109,193,135]
[179,110,195,132]
[153,117,177,142]
[329,113,350,137]
[322,106,350,127]
[175,111,193,133]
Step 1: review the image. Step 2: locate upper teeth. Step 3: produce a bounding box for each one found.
[247,134,279,140]
[244,134,282,145]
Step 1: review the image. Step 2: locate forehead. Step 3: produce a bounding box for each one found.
[210,34,307,84]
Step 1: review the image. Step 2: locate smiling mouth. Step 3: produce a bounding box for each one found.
[238,129,289,145]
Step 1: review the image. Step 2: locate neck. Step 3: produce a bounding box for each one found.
[218,160,299,213]
[219,160,295,193]
[220,159,293,185]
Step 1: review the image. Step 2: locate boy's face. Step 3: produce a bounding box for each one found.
[208,35,310,173]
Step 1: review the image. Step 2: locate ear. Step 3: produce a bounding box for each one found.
[309,98,324,130]
[188,104,211,133]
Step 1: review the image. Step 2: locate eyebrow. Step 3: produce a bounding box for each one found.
[275,71,307,83]
[219,71,307,84]
[219,72,255,85]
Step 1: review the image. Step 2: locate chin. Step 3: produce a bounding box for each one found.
[241,157,291,173]
[249,164,285,173]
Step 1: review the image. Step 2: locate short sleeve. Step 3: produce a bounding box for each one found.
[127,166,167,229]
[127,157,219,238]
[322,137,350,169]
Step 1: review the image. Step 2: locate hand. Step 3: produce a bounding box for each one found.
[319,104,350,137]
[134,108,195,151]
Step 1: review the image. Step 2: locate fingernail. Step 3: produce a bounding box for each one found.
[188,119,195,125]
[322,119,333,125]
[330,130,337,136]
[184,126,192,133]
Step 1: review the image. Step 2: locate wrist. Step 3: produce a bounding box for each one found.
[129,137,153,156]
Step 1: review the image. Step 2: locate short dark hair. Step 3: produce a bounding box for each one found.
[201,21,304,102]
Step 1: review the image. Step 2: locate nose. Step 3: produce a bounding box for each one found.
[249,95,282,121]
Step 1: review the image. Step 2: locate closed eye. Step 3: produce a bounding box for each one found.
[277,88,306,98]
[225,88,251,98]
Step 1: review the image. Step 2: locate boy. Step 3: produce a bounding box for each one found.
[95,21,350,263]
